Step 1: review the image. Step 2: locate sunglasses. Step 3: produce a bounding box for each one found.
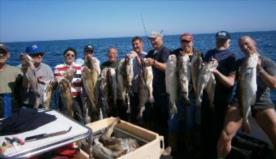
[65,53,75,57]
[30,53,43,57]
[181,39,191,43]
[85,50,94,54]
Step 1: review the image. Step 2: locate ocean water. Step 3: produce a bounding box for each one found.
[4,31,276,103]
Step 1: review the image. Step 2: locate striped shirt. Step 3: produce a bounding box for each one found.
[54,63,82,97]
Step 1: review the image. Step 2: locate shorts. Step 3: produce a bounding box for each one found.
[230,96,275,116]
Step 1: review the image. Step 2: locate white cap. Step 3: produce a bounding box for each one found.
[148,31,163,39]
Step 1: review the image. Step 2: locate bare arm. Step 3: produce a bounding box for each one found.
[213,69,236,88]
[153,59,166,71]
[258,68,276,89]
[146,58,166,71]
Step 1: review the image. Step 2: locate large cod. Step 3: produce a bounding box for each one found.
[238,53,258,133]
[196,59,218,108]
[82,55,101,122]
[138,59,154,119]
[165,54,179,118]
[20,53,40,108]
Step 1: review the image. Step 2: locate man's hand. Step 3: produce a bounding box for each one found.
[257,56,263,73]
[145,58,155,66]
[211,68,219,75]
[37,76,46,85]
[85,53,93,61]
[64,67,76,81]
[125,51,137,63]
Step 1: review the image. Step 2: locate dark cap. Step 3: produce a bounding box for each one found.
[216,31,231,40]
[84,44,94,52]
[25,44,44,56]
[0,43,8,58]
[180,33,193,42]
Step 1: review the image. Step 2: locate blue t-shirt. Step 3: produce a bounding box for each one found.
[146,46,170,95]
[204,49,236,103]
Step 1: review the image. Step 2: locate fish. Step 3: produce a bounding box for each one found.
[165,54,178,118]
[117,59,134,114]
[43,81,56,110]
[196,59,218,107]
[178,54,191,104]
[138,59,154,119]
[238,53,258,133]
[20,53,40,108]
[206,73,216,108]
[93,138,126,159]
[191,53,203,93]
[82,55,101,122]
[100,67,117,117]
[92,119,121,159]
[64,69,75,82]
[58,78,74,118]
[92,118,139,159]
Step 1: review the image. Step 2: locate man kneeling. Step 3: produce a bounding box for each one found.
[217,36,276,158]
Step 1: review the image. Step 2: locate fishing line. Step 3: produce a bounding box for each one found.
[140,13,151,49]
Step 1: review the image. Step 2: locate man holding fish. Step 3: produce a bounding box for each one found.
[54,48,84,123]
[168,33,203,157]
[144,31,171,149]
[125,36,147,124]
[82,44,101,122]
[217,36,276,158]
[101,47,128,119]
[201,31,236,158]
[21,45,54,109]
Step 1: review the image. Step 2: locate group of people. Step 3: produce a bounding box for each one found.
[0,30,275,159]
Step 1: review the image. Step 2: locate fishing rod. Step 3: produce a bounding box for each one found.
[140,13,151,48]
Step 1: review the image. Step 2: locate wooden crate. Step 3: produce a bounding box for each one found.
[83,117,165,159]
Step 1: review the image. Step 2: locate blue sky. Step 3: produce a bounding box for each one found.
[0,0,276,42]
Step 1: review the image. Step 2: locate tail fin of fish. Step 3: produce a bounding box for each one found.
[104,118,120,138]
[169,103,177,119]
[137,106,146,120]
[195,97,201,107]
[242,119,251,133]
[149,94,154,103]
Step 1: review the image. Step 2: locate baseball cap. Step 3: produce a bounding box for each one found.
[216,31,231,40]
[180,33,193,42]
[148,31,163,39]
[84,44,94,52]
[25,44,44,56]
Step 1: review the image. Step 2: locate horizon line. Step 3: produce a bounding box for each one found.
[2,29,276,44]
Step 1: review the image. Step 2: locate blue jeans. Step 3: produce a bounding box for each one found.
[168,94,198,133]
[0,93,12,118]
